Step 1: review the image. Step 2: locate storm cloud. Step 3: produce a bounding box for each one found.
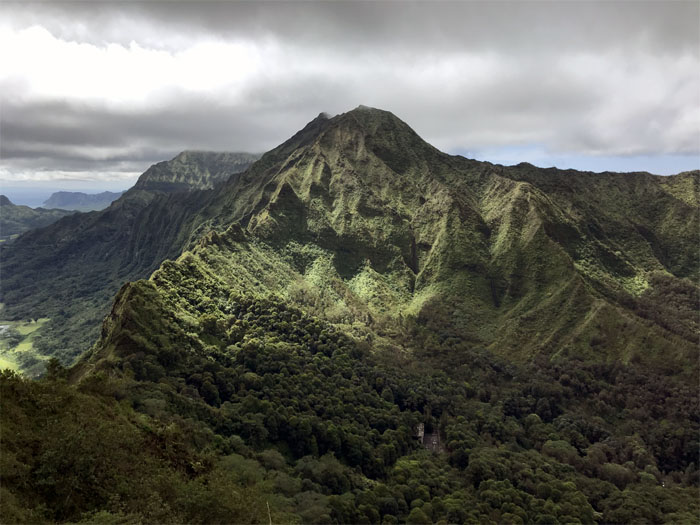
[1,0,698,186]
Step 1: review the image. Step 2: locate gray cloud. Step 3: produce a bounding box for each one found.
[4,1,697,55]
[0,97,315,172]
[0,0,698,185]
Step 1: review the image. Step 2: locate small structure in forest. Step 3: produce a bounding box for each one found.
[414,423,444,453]
[415,423,425,442]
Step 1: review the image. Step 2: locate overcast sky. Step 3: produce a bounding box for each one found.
[1,0,698,197]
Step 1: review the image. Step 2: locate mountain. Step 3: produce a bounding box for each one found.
[2,108,696,371]
[3,109,698,374]
[0,152,259,374]
[81,106,699,368]
[133,151,261,192]
[1,107,698,523]
[42,191,124,211]
[0,196,75,242]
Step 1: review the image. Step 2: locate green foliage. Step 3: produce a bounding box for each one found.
[0,370,278,523]
[0,153,258,372]
[1,107,698,523]
[58,271,698,523]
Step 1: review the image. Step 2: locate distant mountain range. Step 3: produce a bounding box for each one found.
[1,191,125,242]
[42,191,124,211]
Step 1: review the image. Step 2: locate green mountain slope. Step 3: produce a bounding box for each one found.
[1,107,698,523]
[96,107,696,367]
[3,109,698,375]
[0,195,75,242]
[2,108,697,376]
[0,152,258,373]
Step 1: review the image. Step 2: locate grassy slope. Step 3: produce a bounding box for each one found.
[0,318,50,373]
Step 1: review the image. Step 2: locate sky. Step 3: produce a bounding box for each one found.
[1,0,699,204]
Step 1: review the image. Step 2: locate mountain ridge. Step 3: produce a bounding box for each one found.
[1,106,698,524]
[133,151,261,192]
[0,152,260,373]
[81,107,698,370]
[0,107,697,375]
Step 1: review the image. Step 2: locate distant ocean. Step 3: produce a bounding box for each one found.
[0,187,56,208]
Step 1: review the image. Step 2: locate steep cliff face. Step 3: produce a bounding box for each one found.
[133,151,260,192]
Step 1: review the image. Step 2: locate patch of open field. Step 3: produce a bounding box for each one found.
[0,318,51,373]
[0,355,18,370]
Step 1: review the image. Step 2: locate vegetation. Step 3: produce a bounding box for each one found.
[1,110,696,374]
[0,318,50,374]
[0,369,282,524]
[0,107,697,522]
[3,288,698,522]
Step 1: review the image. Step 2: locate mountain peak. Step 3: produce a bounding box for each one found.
[0,195,13,206]
[248,106,443,185]
[336,105,419,136]
[263,106,423,165]
[344,104,397,120]
[319,106,442,174]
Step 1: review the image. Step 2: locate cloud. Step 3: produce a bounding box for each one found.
[0,1,698,185]
[4,1,697,56]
